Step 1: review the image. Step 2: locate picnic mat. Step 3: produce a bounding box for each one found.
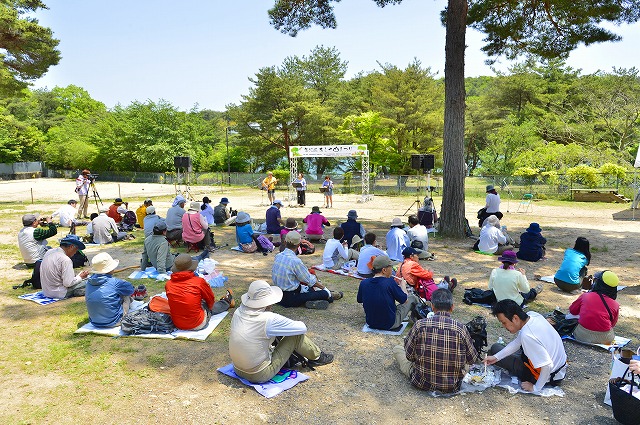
[562,334,631,350]
[538,275,627,291]
[217,363,309,398]
[18,291,63,305]
[128,267,171,281]
[312,264,364,280]
[75,311,228,341]
[362,322,408,335]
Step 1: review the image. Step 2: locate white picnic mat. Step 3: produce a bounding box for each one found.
[362,322,408,335]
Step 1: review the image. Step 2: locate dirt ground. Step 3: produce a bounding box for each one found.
[1,178,638,425]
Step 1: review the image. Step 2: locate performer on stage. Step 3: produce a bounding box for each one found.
[262,171,278,205]
[293,173,307,207]
[75,169,91,219]
[322,175,334,209]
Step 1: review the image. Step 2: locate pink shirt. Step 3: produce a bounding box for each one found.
[303,213,329,235]
[181,211,208,243]
[569,292,619,332]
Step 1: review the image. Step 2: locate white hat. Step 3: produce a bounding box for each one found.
[146,206,156,215]
[91,252,120,274]
[351,234,363,247]
[241,280,283,309]
[189,201,201,211]
[98,205,108,213]
[391,217,403,227]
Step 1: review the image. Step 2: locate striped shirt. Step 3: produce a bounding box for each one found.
[271,248,316,292]
[404,312,479,393]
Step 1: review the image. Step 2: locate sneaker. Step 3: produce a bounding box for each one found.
[448,278,458,292]
[534,284,544,294]
[330,291,343,301]
[426,254,437,261]
[221,289,235,308]
[305,300,329,310]
[133,284,147,301]
[307,352,334,367]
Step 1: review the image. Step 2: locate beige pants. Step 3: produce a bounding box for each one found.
[393,344,412,377]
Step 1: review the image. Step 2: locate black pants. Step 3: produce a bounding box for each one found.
[297,190,306,206]
[278,286,332,307]
[478,211,503,227]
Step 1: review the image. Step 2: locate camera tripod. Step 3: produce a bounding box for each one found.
[78,179,103,218]
[403,170,433,216]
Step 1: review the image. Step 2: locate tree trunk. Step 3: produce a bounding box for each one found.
[439,0,468,238]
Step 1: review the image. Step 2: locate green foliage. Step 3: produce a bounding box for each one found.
[271,169,290,185]
[513,167,539,177]
[566,164,601,188]
[599,162,628,180]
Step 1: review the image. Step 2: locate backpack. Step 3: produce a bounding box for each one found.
[120,307,175,335]
[462,288,497,306]
[71,250,88,268]
[298,239,315,255]
[546,310,579,337]
[256,234,275,252]
[121,211,137,231]
[465,316,488,354]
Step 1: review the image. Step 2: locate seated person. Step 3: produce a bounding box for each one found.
[272,231,341,309]
[18,213,57,267]
[141,221,175,274]
[474,215,513,255]
[554,237,591,292]
[485,300,567,393]
[142,206,164,239]
[406,214,435,260]
[357,255,419,331]
[385,217,409,261]
[85,252,135,328]
[135,199,153,229]
[52,200,87,227]
[213,197,231,225]
[165,254,234,331]
[280,218,300,252]
[478,185,503,227]
[200,196,215,225]
[356,233,386,278]
[569,270,619,344]
[340,209,366,247]
[92,205,127,244]
[86,212,99,241]
[398,247,434,292]
[516,223,546,262]
[166,195,186,242]
[107,198,128,224]
[394,289,479,393]
[182,201,214,250]
[40,235,89,299]
[303,206,330,241]
[229,280,334,383]
[488,250,542,306]
[265,200,284,234]
[235,211,255,246]
[323,227,359,269]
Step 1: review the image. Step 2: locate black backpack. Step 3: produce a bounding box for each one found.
[463,288,497,306]
[546,310,579,337]
[120,307,175,335]
[121,211,137,231]
[466,316,488,354]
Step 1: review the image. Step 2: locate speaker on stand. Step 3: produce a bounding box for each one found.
[174,156,193,200]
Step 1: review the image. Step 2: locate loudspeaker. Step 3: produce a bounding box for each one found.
[424,154,435,170]
[174,156,192,171]
[411,154,424,170]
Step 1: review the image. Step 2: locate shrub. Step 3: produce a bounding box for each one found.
[566,165,601,188]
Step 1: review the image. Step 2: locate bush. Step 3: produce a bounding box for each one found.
[566,165,601,188]
[271,169,290,187]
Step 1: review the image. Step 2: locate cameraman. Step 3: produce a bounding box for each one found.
[18,213,58,267]
[75,169,92,219]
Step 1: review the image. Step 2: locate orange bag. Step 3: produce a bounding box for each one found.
[148,296,171,315]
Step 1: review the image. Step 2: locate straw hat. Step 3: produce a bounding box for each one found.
[91,252,119,274]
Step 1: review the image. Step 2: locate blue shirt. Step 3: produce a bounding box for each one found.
[200,203,215,225]
[85,274,135,328]
[357,276,408,330]
[555,248,588,285]
[235,223,254,246]
[165,205,185,231]
[340,219,365,246]
[386,227,410,261]
[357,244,387,276]
[265,206,282,234]
[272,248,317,292]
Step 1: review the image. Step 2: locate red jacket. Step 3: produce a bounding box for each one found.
[399,258,433,290]
[569,291,619,332]
[165,271,215,330]
[108,204,122,223]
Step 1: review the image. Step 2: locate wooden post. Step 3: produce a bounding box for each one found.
[31,188,34,204]
[118,184,121,198]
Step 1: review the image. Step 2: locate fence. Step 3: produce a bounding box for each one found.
[0,162,44,179]
[35,167,640,200]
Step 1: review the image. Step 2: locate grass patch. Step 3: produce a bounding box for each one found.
[147,354,165,367]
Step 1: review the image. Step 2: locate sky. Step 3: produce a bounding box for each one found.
[32,0,640,112]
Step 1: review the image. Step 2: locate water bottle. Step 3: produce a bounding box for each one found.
[497,336,505,345]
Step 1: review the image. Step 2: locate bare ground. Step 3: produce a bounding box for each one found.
[0,178,638,425]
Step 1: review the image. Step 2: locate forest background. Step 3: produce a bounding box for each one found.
[2,46,638,186]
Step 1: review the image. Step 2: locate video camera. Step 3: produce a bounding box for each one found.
[88,173,98,182]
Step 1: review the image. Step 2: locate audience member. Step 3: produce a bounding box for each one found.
[569,270,619,344]
[554,237,591,292]
[135,199,153,229]
[386,217,409,261]
[141,221,175,274]
[340,209,366,247]
[322,227,359,269]
[356,233,386,278]
[18,213,57,266]
[406,214,436,260]
[516,223,546,262]
[143,206,163,238]
[303,206,330,242]
[40,235,89,299]
[265,200,284,234]
[92,205,127,244]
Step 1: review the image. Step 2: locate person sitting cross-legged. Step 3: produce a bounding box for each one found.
[385,217,410,261]
[357,255,419,331]
[322,227,359,270]
[40,235,90,299]
[165,254,234,331]
[394,288,480,393]
[92,205,128,244]
[229,280,334,383]
[356,233,386,278]
[485,300,567,393]
[488,250,542,307]
[272,231,342,309]
[303,206,330,242]
[140,221,175,274]
[85,252,135,328]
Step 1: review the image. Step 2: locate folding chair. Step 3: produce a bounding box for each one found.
[516,194,533,213]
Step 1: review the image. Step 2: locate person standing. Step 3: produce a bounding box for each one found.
[262,171,278,205]
[293,173,307,207]
[322,175,334,208]
[394,289,479,393]
[75,169,91,219]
